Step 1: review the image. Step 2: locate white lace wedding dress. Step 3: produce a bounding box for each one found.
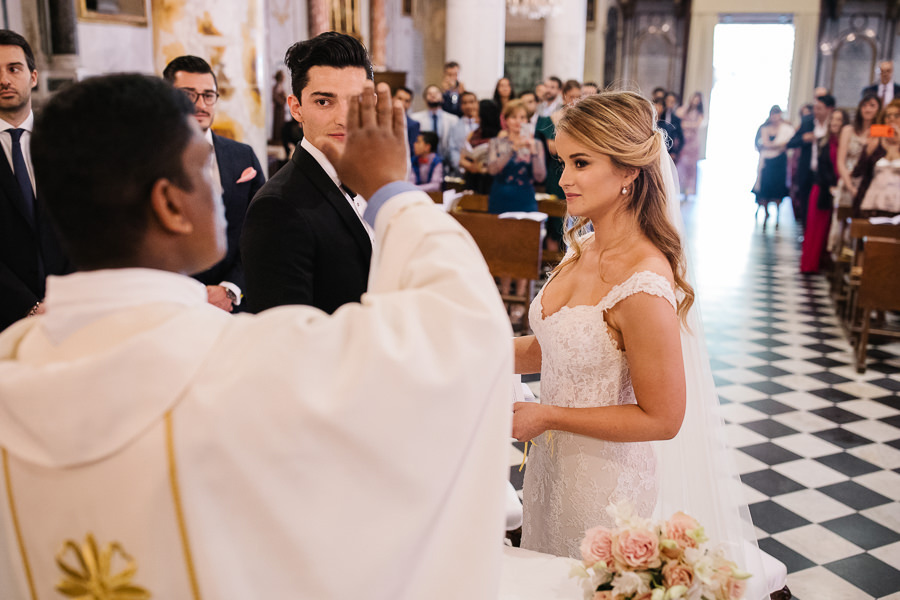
[521,269,677,559]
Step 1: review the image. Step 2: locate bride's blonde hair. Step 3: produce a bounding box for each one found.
[553,91,694,322]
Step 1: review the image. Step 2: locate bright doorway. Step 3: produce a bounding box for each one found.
[690,21,796,288]
[705,21,796,192]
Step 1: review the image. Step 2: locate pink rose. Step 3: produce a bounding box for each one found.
[611,528,661,570]
[662,560,694,588]
[665,512,700,550]
[581,526,614,568]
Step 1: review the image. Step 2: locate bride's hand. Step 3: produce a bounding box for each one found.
[512,402,550,443]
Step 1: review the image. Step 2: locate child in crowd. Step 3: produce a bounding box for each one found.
[409,131,443,192]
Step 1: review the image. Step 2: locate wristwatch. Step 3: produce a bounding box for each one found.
[224,288,237,303]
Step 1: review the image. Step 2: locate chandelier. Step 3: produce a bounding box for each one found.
[507,0,560,20]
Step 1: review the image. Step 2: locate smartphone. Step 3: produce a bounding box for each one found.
[870,124,895,137]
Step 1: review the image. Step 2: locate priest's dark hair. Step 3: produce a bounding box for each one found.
[0,29,35,72]
[284,31,373,100]
[31,73,196,268]
[162,55,218,89]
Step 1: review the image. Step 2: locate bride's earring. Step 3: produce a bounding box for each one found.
[621,185,628,195]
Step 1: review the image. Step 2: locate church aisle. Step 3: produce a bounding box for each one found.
[513,177,900,599]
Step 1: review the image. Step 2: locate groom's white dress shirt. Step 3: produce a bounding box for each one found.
[0,185,512,600]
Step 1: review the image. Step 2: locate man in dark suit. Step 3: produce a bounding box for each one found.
[863,61,900,106]
[163,56,265,313]
[241,32,374,314]
[0,30,69,330]
[788,94,834,228]
[392,85,420,159]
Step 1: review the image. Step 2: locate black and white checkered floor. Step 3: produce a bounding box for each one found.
[510,190,900,599]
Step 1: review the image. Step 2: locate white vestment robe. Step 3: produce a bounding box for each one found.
[0,191,513,600]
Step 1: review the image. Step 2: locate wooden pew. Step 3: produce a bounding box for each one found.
[854,238,900,372]
[452,211,543,332]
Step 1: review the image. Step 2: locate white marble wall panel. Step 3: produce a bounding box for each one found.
[152,0,267,164]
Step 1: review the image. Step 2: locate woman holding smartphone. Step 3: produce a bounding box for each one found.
[852,99,900,217]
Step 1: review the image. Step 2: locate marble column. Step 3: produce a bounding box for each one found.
[309,0,330,37]
[151,0,267,168]
[370,0,386,68]
[543,0,587,82]
[445,0,505,100]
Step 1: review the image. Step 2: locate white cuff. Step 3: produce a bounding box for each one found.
[218,281,242,305]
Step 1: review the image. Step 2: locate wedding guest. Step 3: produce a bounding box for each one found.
[537,76,563,117]
[653,97,683,160]
[800,109,846,273]
[487,99,545,323]
[448,90,478,175]
[582,81,599,97]
[519,90,538,136]
[852,98,900,217]
[1,74,512,600]
[835,93,880,209]
[391,85,419,158]
[862,60,900,106]
[493,77,515,113]
[561,80,582,106]
[787,94,835,227]
[409,131,443,192]
[411,84,459,168]
[441,60,465,116]
[459,99,500,194]
[675,91,704,197]
[164,55,265,313]
[487,100,545,214]
[753,105,794,228]
[826,94,880,250]
[0,29,71,330]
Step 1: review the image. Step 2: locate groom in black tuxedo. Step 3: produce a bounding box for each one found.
[0,30,69,330]
[163,56,265,313]
[241,32,374,314]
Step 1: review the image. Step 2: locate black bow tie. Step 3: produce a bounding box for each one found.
[341,184,356,198]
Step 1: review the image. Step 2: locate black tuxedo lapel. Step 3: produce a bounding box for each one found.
[0,150,34,230]
[292,147,372,261]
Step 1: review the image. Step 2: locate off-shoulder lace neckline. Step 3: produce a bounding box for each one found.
[538,269,673,322]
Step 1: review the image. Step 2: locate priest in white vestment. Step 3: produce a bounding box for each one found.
[0,75,512,599]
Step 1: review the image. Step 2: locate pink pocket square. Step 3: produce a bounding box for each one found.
[236,167,257,184]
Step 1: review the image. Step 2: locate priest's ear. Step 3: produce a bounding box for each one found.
[149,178,194,235]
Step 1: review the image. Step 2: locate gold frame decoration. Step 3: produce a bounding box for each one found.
[77,0,148,27]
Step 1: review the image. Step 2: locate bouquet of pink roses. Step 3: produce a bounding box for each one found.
[570,504,751,600]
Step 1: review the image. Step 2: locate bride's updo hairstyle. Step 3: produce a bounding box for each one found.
[554,90,694,321]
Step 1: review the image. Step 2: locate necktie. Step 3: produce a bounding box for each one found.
[432,113,439,144]
[9,128,34,226]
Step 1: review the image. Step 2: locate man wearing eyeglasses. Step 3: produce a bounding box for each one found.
[163,56,265,313]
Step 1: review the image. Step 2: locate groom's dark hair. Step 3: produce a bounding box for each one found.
[284,32,374,101]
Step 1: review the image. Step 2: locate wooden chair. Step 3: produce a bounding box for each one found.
[537,197,568,269]
[828,205,853,299]
[426,190,443,204]
[452,211,543,332]
[854,238,900,372]
[840,220,900,334]
[455,193,489,213]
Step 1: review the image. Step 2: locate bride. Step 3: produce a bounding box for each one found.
[512,91,690,558]
[512,91,766,599]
